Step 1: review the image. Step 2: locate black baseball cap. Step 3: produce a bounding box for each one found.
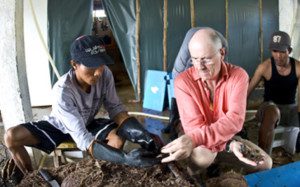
[70,35,114,68]
[269,31,291,52]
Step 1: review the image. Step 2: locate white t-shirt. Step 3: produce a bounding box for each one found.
[44,66,126,150]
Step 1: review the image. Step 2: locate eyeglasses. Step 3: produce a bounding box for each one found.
[190,51,219,66]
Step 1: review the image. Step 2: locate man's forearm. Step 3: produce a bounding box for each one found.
[113,111,130,126]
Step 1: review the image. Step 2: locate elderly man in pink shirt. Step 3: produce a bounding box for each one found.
[161,28,272,175]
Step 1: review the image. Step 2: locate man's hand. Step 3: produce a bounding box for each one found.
[230,140,262,166]
[161,135,194,163]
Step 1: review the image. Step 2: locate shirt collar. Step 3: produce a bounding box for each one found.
[191,61,229,82]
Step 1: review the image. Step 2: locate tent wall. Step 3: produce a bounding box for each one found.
[263,0,279,63]
[195,0,226,35]
[167,0,191,71]
[139,0,164,93]
[103,0,278,100]
[48,0,93,84]
[102,0,138,98]
[228,0,260,75]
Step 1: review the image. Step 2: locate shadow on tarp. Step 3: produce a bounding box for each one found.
[142,108,167,144]
[245,161,300,187]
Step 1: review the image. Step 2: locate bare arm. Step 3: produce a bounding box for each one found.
[295,60,300,112]
[247,60,269,97]
[113,111,130,126]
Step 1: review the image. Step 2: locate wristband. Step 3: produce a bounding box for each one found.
[225,139,233,153]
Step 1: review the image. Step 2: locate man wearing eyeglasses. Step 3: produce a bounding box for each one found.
[163,27,229,140]
[172,27,228,79]
[161,28,272,176]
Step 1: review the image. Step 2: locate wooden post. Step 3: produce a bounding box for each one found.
[163,0,168,71]
[135,0,141,102]
[190,0,195,28]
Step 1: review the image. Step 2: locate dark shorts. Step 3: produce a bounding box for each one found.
[22,118,117,154]
[256,102,298,127]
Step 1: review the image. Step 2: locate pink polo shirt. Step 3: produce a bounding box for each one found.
[174,62,249,152]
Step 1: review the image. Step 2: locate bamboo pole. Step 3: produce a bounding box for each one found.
[190,0,195,28]
[135,0,141,102]
[163,0,168,71]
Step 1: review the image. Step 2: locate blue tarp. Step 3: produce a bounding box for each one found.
[245,161,300,187]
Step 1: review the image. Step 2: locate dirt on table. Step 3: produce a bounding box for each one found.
[241,144,264,164]
[17,159,196,187]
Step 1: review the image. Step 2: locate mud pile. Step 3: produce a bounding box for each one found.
[18,159,196,187]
